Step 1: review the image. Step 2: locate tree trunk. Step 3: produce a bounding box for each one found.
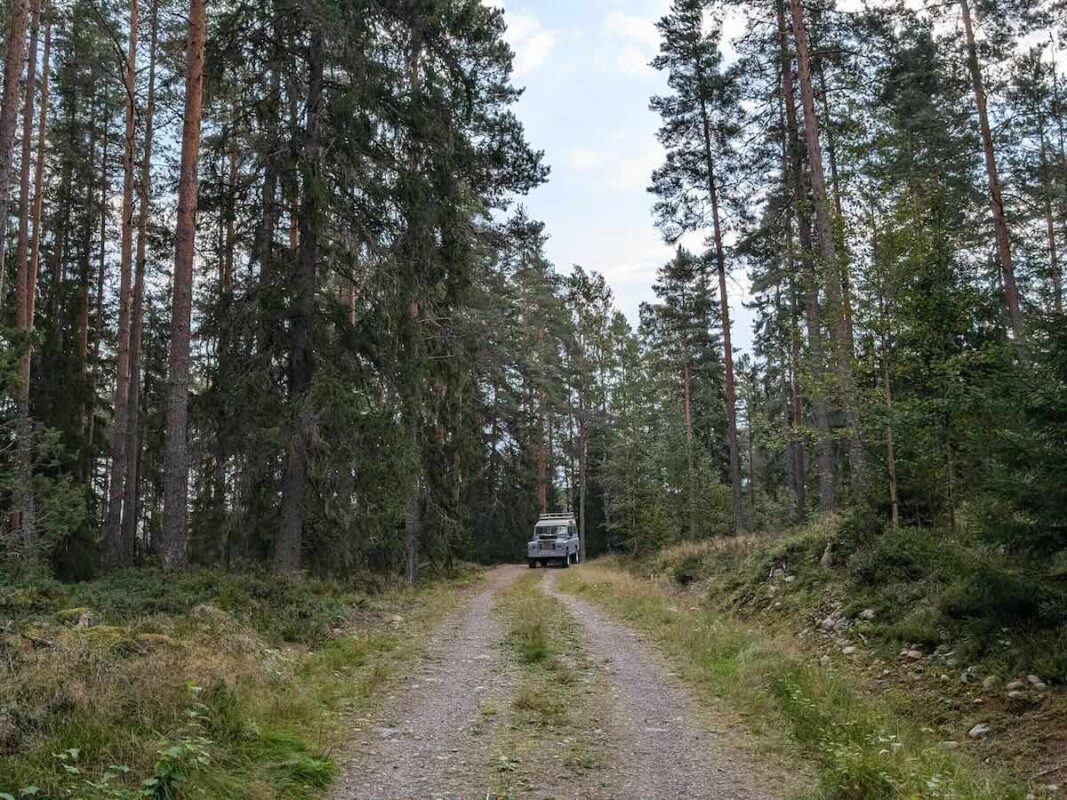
[161,0,206,573]
[13,0,42,551]
[47,87,73,350]
[121,0,158,559]
[959,0,1025,340]
[1039,121,1063,315]
[87,118,110,471]
[697,94,743,532]
[788,0,866,491]
[813,42,855,352]
[103,0,139,568]
[536,388,548,514]
[0,0,30,301]
[778,0,833,511]
[578,411,587,562]
[275,30,324,575]
[871,211,899,528]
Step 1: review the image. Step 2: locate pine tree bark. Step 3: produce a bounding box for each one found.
[778,0,832,512]
[47,87,73,349]
[87,119,110,469]
[1038,116,1062,315]
[696,92,743,532]
[161,0,206,573]
[275,30,324,575]
[103,0,139,568]
[959,0,1025,340]
[788,0,866,490]
[870,211,899,528]
[0,0,30,301]
[121,0,158,558]
[14,0,42,551]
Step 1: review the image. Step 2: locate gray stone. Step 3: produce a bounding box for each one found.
[968,723,992,739]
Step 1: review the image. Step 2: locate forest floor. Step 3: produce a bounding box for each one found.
[3,549,1056,799]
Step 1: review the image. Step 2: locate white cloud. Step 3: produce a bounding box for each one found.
[610,142,663,191]
[601,9,660,78]
[498,9,559,78]
[604,10,660,51]
[566,148,606,170]
[616,46,653,76]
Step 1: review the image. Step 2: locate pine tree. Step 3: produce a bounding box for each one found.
[650,0,743,531]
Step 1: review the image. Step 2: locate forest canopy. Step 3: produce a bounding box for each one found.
[0,0,1063,583]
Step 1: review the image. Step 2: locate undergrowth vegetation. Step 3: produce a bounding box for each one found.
[560,562,1029,800]
[647,516,1067,682]
[0,567,476,798]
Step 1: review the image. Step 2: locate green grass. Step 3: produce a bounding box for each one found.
[0,567,479,799]
[558,562,1028,800]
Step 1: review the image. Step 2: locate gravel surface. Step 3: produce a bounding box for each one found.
[336,565,523,800]
[544,570,778,800]
[337,564,782,799]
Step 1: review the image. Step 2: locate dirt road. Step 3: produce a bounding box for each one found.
[337,565,778,799]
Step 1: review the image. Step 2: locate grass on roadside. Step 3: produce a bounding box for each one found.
[558,563,1029,800]
[0,567,479,799]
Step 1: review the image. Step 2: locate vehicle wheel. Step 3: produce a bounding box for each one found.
[561,555,570,569]
[528,559,535,569]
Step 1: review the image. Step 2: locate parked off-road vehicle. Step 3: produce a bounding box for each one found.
[527,513,580,568]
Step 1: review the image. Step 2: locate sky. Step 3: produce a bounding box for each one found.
[485,0,758,352]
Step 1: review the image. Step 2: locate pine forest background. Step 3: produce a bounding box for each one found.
[0,0,1064,593]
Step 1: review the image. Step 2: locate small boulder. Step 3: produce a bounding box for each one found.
[820,655,832,668]
[784,575,796,583]
[842,646,857,656]
[1006,680,1026,691]
[904,649,924,661]
[859,608,877,621]
[820,543,834,567]
[982,675,999,690]
[968,723,992,739]
[819,615,837,631]
[1027,675,1048,690]
[940,740,959,750]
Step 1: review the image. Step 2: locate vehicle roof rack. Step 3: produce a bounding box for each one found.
[537,512,575,521]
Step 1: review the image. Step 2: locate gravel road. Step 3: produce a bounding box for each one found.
[337,565,524,800]
[338,564,781,799]
[542,570,775,800]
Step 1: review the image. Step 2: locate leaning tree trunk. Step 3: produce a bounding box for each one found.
[275,30,324,575]
[122,0,158,558]
[161,0,206,573]
[13,0,42,552]
[959,0,1025,340]
[103,0,140,568]
[0,0,30,302]
[778,0,833,512]
[788,0,867,491]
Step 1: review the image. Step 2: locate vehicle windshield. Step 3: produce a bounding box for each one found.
[537,525,570,538]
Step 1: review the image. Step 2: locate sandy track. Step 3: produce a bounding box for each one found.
[336,565,523,800]
[543,570,776,800]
